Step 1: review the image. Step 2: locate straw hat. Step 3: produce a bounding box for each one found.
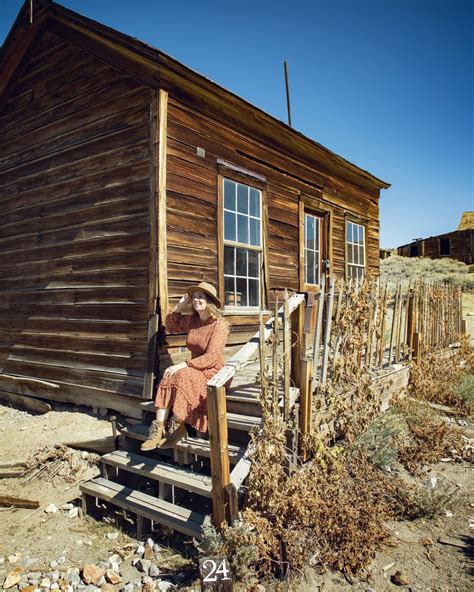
[186,282,222,308]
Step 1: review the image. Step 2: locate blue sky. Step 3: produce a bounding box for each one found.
[1,0,472,248]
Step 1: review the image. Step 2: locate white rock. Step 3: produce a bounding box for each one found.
[157,582,174,592]
[49,561,58,569]
[44,504,59,514]
[68,507,80,519]
[445,510,454,517]
[136,544,145,556]
[106,532,119,540]
[81,451,90,460]
[0,557,5,565]
[50,583,59,590]
[40,577,51,589]
[61,503,74,511]
[98,408,108,417]
[8,553,21,564]
[146,538,154,548]
[57,556,66,565]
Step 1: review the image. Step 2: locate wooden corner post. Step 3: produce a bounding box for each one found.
[207,385,231,529]
[143,89,168,399]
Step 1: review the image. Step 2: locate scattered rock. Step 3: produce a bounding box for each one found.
[148,565,161,578]
[445,510,454,517]
[0,557,5,565]
[106,532,119,541]
[101,585,116,592]
[157,582,174,592]
[8,553,22,564]
[382,561,396,571]
[135,558,151,574]
[68,507,80,519]
[61,503,74,511]
[105,570,122,585]
[39,576,52,589]
[153,544,162,556]
[49,561,58,569]
[51,571,60,582]
[50,583,59,590]
[98,408,108,417]
[84,585,100,592]
[44,504,59,514]
[3,568,23,589]
[67,569,82,587]
[142,582,156,592]
[391,571,410,586]
[144,545,154,561]
[121,584,135,592]
[82,565,106,586]
[136,544,145,557]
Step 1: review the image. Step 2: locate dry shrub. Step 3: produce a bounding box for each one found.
[397,478,460,520]
[409,335,474,414]
[317,277,382,444]
[240,417,400,576]
[394,399,468,474]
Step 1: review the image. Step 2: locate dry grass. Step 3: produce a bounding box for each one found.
[380,255,474,289]
[409,335,473,414]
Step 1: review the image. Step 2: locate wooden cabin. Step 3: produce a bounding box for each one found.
[397,212,473,264]
[0,0,390,419]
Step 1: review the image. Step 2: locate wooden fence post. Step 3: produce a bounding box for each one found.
[298,359,312,459]
[207,385,230,529]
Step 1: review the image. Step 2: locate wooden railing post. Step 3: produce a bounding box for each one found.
[207,385,230,529]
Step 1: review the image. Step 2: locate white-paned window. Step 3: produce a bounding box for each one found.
[304,213,321,285]
[223,178,262,308]
[347,221,365,279]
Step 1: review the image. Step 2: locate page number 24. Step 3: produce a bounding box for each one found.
[202,557,231,582]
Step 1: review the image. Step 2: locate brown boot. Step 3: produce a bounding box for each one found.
[140,420,165,451]
[159,418,187,449]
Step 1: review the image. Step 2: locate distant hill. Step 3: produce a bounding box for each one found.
[458,212,474,231]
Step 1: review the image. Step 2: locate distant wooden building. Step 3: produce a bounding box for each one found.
[397,212,473,265]
[0,0,389,416]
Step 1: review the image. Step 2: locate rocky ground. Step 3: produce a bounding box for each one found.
[0,401,472,592]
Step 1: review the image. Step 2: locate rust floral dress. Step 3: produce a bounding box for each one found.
[154,312,229,433]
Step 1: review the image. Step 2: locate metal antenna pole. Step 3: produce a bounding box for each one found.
[284,60,292,127]
[29,0,33,24]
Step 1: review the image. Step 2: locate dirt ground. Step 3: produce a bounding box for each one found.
[0,298,472,590]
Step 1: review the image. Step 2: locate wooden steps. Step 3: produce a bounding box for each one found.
[101,450,212,497]
[80,477,205,539]
[120,423,246,463]
[140,401,262,431]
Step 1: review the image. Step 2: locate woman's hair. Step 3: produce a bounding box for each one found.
[205,298,230,327]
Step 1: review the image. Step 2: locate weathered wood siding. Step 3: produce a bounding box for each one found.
[160,94,381,357]
[398,230,473,264]
[0,32,151,409]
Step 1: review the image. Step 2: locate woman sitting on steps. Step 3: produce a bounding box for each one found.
[141,282,230,451]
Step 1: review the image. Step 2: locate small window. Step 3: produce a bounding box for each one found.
[440,238,450,255]
[223,178,262,308]
[346,221,365,280]
[304,213,321,285]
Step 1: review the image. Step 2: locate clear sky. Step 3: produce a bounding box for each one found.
[1,0,473,248]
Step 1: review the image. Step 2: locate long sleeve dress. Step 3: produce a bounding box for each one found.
[154,311,230,433]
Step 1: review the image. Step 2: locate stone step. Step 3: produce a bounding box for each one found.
[101,450,212,497]
[80,477,205,539]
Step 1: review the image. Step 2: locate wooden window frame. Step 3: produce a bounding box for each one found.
[299,196,332,292]
[217,166,268,314]
[345,218,367,280]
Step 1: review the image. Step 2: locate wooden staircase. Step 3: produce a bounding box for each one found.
[80,293,307,539]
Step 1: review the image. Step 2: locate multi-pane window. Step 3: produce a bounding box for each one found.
[223,178,262,308]
[304,213,321,285]
[347,221,365,280]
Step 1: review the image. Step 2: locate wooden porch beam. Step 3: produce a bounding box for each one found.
[207,385,230,529]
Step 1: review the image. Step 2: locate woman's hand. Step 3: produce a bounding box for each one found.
[163,362,187,378]
[175,294,191,313]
